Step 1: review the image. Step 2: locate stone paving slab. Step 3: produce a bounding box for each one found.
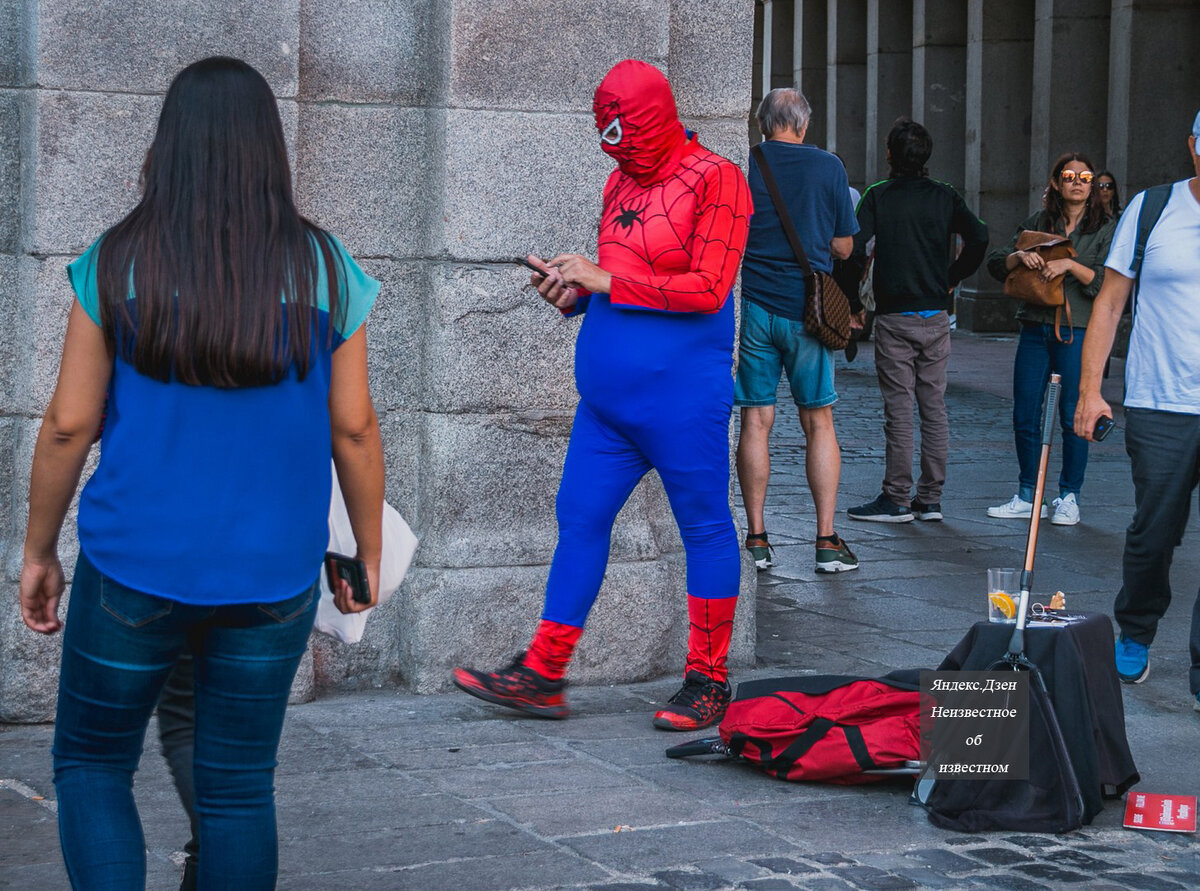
[3,332,1199,889]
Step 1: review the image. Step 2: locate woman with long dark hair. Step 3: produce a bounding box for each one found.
[19,57,383,888]
[1095,170,1123,218]
[985,152,1116,526]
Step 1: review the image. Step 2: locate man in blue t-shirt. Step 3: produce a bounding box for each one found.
[735,87,861,574]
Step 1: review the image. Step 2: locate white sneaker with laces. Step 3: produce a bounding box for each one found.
[987,494,1049,519]
[1051,493,1080,526]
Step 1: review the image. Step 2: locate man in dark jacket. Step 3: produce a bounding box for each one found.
[847,119,988,523]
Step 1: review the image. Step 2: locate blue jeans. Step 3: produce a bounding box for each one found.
[52,553,317,890]
[1012,323,1088,501]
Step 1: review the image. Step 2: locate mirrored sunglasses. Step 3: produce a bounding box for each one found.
[1060,170,1094,184]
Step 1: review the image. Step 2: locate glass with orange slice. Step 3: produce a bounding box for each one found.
[987,568,1021,623]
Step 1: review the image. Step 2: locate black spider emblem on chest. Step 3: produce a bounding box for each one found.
[611,197,650,232]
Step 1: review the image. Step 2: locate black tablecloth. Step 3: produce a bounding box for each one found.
[938,612,1140,823]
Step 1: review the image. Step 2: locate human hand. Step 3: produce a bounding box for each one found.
[20,555,65,634]
[1017,250,1046,271]
[1074,390,1112,443]
[546,253,613,295]
[849,310,867,331]
[332,555,380,614]
[1040,258,1075,281]
[527,255,580,311]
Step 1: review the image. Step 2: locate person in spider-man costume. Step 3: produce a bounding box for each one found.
[453,59,752,730]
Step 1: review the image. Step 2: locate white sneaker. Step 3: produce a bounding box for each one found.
[987,494,1049,519]
[1051,493,1080,526]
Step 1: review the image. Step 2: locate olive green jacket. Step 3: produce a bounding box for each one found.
[986,211,1117,330]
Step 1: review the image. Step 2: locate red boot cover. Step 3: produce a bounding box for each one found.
[684,595,737,684]
[522,620,583,681]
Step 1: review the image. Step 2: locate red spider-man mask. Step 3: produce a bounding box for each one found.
[593,60,687,185]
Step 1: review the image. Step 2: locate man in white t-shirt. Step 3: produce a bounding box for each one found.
[1076,109,1200,707]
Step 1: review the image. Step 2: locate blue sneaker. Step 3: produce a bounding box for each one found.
[1114,636,1149,684]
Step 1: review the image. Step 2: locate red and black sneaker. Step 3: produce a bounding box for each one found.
[652,669,732,731]
[452,655,569,719]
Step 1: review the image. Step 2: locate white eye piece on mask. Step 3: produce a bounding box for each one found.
[600,117,623,146]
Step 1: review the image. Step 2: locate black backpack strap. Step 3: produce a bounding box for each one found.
[751,143,815,279]
[1130,184,1173,315]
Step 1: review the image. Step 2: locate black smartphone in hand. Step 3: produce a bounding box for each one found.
[1093,415,1115,442]
[515,256,552,278]
[324,551,371,605]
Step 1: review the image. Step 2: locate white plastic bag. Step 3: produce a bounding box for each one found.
[314,462,418,644]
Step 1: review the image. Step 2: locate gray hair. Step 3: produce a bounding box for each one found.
[757,88,812,139]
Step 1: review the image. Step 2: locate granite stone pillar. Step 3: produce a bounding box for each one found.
[866,0,913,185]
[1107,0,1200,195]
[912,0,967,192]
[826,0,867,188]
[961,0,1035,333]
[1029,0,1110,207]
[0,0,758,720]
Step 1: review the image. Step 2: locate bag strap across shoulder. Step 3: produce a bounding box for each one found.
[1131,183,1173,315]
[752,143,815,279]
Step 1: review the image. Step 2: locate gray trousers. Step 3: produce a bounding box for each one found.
[1115,407,1200,694]
[872,312,951,506]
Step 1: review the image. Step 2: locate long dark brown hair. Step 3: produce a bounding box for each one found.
[96,57,345,387]
[1041,152,1108,236]
[1095,169,1123,218]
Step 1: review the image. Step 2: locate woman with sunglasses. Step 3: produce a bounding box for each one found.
[19,57,384,888]
[984,152,1117,527]
[1095,170,1123,218]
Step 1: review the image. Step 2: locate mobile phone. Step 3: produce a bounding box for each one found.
[1093,415,1115,442]
[324,551,371,605]
[514,256,552,278]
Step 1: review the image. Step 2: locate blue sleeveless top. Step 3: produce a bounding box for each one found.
[67,234,380,605]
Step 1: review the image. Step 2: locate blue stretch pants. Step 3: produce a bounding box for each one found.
[1013,323,1088,501]
[52,553,317,890]
[543,399,740,628]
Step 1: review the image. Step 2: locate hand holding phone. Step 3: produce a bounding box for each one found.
[1093,415,1115,442]
[324,551,372,605]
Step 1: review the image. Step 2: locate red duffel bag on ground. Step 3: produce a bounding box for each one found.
[667,671,923,785]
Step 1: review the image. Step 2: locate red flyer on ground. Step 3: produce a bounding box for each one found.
[1123,792,1198,833]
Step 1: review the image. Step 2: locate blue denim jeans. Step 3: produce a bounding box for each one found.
[1012,323,1088,501]
[52,553,317,890]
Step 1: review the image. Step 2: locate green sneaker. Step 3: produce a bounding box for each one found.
[745,532,774,570]
[815,534,858,573]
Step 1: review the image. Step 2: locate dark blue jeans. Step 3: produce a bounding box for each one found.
[52,553,317,890]
[1012,323,1088,501]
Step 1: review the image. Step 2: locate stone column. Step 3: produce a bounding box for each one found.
[372,0,757,694]
[826,0,867,188]
[865,0,913,185]
[0,0,758,719]
[961,0,1035,332]
[912,0,967,191]
[1107,0,1200,195]
[793,0,828,148]
[1028,0,1110,207]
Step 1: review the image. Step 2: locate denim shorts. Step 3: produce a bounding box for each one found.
[734,298,836,409]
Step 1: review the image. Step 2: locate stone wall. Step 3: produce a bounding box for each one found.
[0,0,757,721]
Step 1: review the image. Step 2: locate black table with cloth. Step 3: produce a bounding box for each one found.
[938,612,1140,823]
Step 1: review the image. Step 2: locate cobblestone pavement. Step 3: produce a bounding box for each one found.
[2,332,1198,889]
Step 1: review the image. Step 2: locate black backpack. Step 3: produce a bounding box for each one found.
[916,662,1085,833]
